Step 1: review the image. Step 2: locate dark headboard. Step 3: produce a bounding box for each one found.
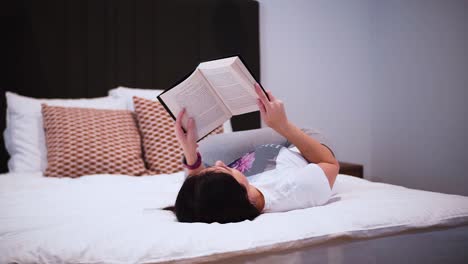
[0,0,260,173]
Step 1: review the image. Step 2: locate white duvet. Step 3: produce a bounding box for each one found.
[1,172,468,263]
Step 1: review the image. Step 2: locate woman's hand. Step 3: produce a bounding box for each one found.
[174,108,199,164]
[255,83,290,135]
[255,84,339,187]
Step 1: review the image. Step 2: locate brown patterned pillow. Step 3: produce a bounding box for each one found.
[42,104,147,177]
[132,96,223,174]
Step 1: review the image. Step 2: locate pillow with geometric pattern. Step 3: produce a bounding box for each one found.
[41,104,147,177]
[132,96,223,175]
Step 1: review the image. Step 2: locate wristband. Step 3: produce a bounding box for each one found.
[183,152,202,170]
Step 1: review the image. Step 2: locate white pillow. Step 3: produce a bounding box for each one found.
[108,86,233,132]
[108,87,165,111]
[4,92,127,173]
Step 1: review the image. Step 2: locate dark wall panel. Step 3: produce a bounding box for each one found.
[135,0,154,88]
[115,0,136,87]
[153,0,200,90]
[0,0,260,173]
[199,0,241,60]
[32,0,68,98]
[87,0,108,97]
[105,0,117,91]
[67,0,88,97]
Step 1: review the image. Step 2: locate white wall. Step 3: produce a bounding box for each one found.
[370,0,468,195]
[258,0,374,176]
[258,0,468,195]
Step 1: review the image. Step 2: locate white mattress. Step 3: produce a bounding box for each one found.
[1,172,468,263]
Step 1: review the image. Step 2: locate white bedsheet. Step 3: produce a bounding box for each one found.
[1,172,468,263]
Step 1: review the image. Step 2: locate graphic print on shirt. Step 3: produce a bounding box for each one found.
[228,144,283,177]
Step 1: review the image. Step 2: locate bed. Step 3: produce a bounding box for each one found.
[1,172,468,263]
[2,1,468,263]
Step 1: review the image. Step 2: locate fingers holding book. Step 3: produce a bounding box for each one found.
[254,83,289,134]
[174,108,199,155]
[254,83,270,105]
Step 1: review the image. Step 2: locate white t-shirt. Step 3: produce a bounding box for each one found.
[245,145,332,213]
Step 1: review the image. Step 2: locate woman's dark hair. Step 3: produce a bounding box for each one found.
[164,171,261,224]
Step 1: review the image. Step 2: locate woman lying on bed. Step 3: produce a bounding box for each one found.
[167,83,339,224]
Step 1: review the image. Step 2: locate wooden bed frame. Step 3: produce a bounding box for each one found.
[216,225,468,264]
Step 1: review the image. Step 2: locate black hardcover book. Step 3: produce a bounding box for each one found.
[157,56,267,141]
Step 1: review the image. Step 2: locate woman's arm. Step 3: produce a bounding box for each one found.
[174,108,205,176]
[255,84,339,188]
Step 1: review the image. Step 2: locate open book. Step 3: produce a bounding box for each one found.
[157,56,265,141]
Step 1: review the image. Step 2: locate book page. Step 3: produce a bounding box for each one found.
[159,70,231,140]
[199,66,259,116]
